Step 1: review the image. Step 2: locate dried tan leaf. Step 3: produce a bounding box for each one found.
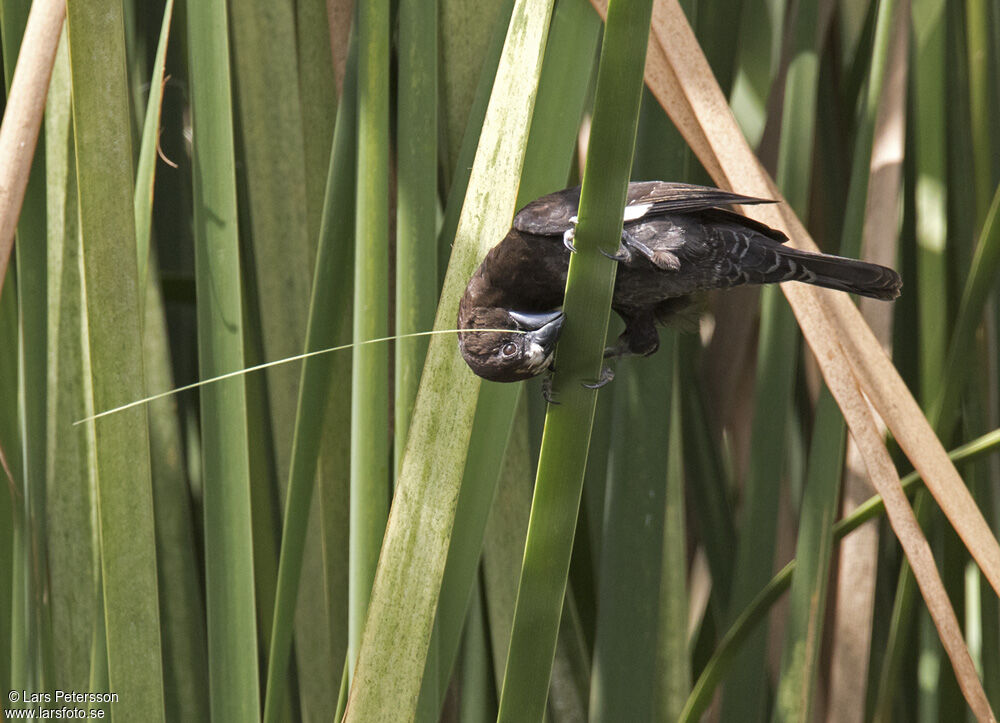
[586,0,1000,716]
[828,2,910,720]
[0,0,65,298]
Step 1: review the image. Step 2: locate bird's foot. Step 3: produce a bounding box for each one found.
[542,375,560,404]
[562,215,579,253]
[600,229,651,264]
[582,366,615,389]
[600,245,634,263]
[603,342,629,360]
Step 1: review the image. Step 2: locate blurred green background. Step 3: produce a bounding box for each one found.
[1,0,998,720]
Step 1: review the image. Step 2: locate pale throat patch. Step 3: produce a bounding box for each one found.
[524,341,552,371]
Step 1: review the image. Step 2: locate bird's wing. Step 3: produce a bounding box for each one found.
[512,181,775,236]
[622,181,775,221]
[512,186,582,235]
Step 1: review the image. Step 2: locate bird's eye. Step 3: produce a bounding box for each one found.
[501,342,518,358]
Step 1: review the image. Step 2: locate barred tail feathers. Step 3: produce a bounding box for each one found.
[735,237,901,300]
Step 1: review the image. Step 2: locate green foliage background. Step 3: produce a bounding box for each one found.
[1,0,999,720]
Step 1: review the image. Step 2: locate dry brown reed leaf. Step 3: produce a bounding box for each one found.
[827,2,909,718]
[0,0,65,299]
[586,0,999,717]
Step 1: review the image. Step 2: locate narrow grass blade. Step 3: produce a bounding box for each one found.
[726,0,825,713]
[675,334,736,613]
[294,28,347,698]
[295,0,338,258]
[229,3,338,716]
[3,0,55,693]
[65,0,164,718]
[775,1,902,718]
[965,0,992,229]
[458,583,497,721]
[658,354,690,720]
[496,0,655,718]
[613,2,999,715]
[136,23,210,708]
[436,0,514,275]
[185,0,260,718]
[828,1,910,715]
[348,0,391,672]
[912,0,948,408]
[0,271,16,697]
[720,286,798,722]
[680,426,1000,722]
[344,2,555,717]
[439,0,514,186]
[482,401,533,689]
[591,339,675,720]
[261,35,359,723]
[395,0,438,472]
[772,392,847,722]
[142,252,209,723]
[133,0,173,286]
[230,0,312,485]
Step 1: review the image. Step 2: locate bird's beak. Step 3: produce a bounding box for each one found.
[510,310,564,350]
[509,309,564,332]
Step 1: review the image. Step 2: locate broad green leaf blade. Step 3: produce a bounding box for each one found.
[420,0,601,714]
[185,0,260,719]
[65,0,164,719]
[344,2,556,718]
[44,28,96,696]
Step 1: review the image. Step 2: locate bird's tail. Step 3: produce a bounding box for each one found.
[749,242,902,300]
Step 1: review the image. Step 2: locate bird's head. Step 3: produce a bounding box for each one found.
[458,308,564,382]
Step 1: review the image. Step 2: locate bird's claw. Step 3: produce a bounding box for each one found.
[600,246,632,263]
[542,375,560,404]
[582,366,615,389]
[562,215,579,253]
[563,231,577,254]
[600,228,648,264]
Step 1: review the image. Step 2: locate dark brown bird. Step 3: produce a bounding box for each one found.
[458,181,901,384]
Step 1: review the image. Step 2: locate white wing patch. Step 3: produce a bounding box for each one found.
[623,202,653,222]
